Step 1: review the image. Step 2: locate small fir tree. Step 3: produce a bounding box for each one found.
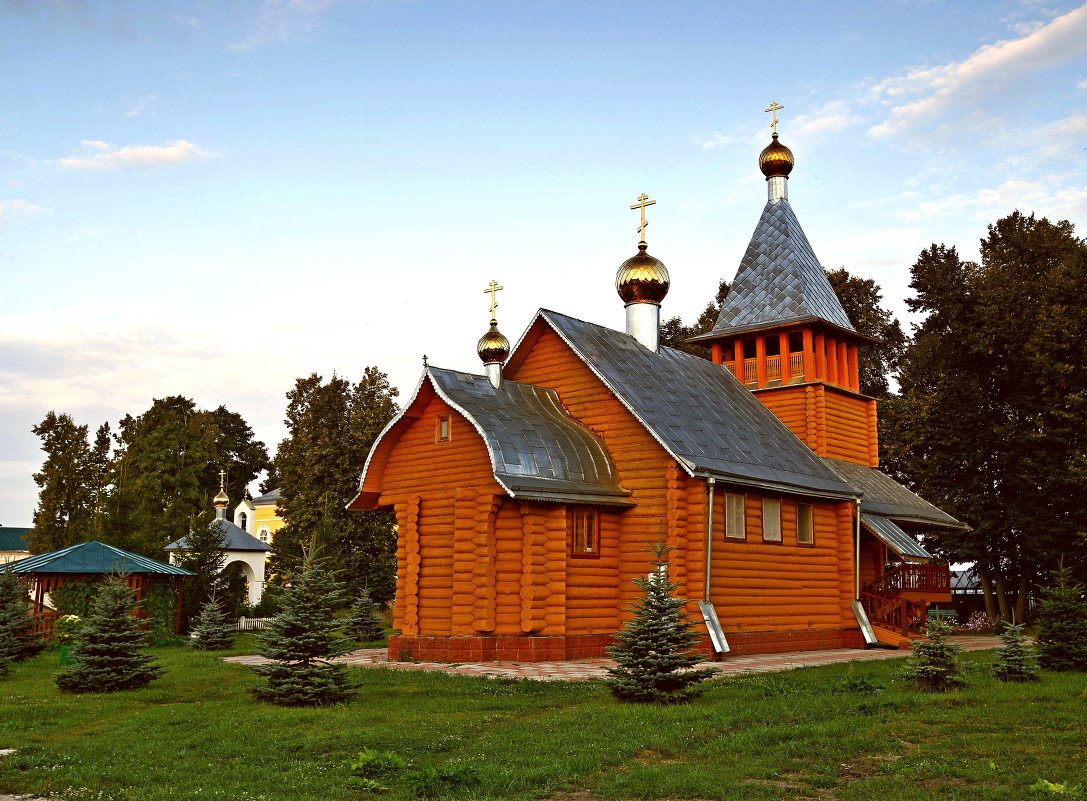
[606,541,715,704]
[189,594,236,651]
[0,567,45,672]
[55,576,163,693]
[347,589,385,643]
[991,623,1039,682]
[901,618,966,691]
[1034,561,1087,672]
[252,539,354,705]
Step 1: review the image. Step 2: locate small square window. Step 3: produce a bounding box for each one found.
[435,414,451,443]
[762,498,782,543]
[725,492,746,540]
[570,508,600,557]
[797,503,814,545]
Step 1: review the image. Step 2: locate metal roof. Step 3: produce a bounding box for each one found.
[822,458,966,529]
[861,513,932,560]
[510,310,857,499]
[425,367,632,505]
[8,540,195,576]
[0,527,31,552]
[695,199,857,341]
[250,488,282,506]
[165,519,272,553]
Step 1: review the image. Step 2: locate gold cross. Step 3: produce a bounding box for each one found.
[765,101,784,134]
[483,280,503,321]
[630,193,656,242]
[218,469,226,490]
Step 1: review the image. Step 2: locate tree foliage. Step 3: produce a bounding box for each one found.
[991,623,1039,682]
[881,212,1087,620]
[0,568,44,674]
[1034,561,1087,673]
[900,618,965,692]
[825,269,907,397]
[189,594,236,651]
[170,518,229,631]
[267,369,399,604]
[659,279,730,358]
[30,413,110,552]
[252,541,355,706]
[347,588,385,643]
[55,576,163,693]
[606,541,715,704]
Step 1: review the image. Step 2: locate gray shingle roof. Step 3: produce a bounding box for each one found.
[861,513,933,560]
[426,367,631,505]
[696,199,856,340]
[515,310,856,498]
[823,458,966,529]
[250,488,281,506]
[165,519,272,553]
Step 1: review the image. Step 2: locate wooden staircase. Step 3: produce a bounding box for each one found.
[861,564,952,647]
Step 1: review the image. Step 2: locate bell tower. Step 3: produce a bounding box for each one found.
[692,105,879,467]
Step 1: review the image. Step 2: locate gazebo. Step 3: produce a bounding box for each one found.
[7,540,195,639]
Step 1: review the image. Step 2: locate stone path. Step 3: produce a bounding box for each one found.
[225,635,1001,682]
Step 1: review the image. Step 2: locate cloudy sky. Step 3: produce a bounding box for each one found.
[2,0,1086,527]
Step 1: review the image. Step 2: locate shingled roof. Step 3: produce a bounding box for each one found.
[823,458,966,529]
[352,366,632,508]
[694,199,859,341]
[509,310,857,499]
[165,519,272,553]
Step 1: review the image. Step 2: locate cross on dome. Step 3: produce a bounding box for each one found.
[629,193,656,244]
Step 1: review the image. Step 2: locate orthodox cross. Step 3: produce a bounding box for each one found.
[630,193,656,241]
[484,280,503,321]
[764,101,784,134]
[218,469,226,491]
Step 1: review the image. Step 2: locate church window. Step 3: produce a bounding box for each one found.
[258,526,270,544]
[762,498,782,542]
[570,508,600,557]
[797,503,814,545]
[724,492,745,540]
[238,512,248,532]
[436,414,451,443]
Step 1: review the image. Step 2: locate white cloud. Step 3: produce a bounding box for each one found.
[791,100,862,140]
[0,198,46,223]
[57,139,211,171]
[696,131,746,151]
[232,0,345,49]
[124,93,157,119]
[869,4,1087,138]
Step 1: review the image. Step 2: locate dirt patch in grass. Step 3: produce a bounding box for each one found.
[632,748,681,765]
[541,792,601,801]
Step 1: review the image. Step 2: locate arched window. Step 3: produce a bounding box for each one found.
[258,526,270,544]
[238,512,249,532]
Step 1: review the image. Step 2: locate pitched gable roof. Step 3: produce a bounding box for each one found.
[350,366,632,509]
[823,458,966,529]
[9,540,194,575]
[695,199,858,341]
[508,310,856,499]
[165,519,272,553]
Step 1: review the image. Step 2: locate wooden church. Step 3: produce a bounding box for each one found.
[349,110,966,662]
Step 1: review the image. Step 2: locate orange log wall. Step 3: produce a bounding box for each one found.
[755,384,877,467]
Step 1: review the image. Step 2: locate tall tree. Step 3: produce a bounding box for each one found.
[882,212,1087,620]
[268,368,399,604]
[106,396,269,556]
[170,517,229,630]
[30,413,111,552]
[825,268,907,397]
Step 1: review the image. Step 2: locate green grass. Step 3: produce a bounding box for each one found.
[0,643,1084,801]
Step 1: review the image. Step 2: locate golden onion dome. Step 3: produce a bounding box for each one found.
[477,321,510,365]
[759,132,794,178]
[616,243,670,305]
[213,488,230,508]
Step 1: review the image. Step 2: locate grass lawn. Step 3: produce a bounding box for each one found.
[0,638,1084,801]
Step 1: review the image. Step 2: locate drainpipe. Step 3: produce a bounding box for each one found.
[705,477,715,601]
[854,498,862,601]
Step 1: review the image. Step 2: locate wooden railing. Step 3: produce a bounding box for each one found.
[860,590,910,636]
[765,355,781,381]
[865,564,951,597]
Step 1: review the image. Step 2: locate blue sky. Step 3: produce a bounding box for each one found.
[2,0,1086,527]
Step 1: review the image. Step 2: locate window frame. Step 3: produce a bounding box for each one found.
[724,492,746,540]
[762,497,782,543]
[569,507,601,558]
[796,503,815,546]
[435,414,451,444]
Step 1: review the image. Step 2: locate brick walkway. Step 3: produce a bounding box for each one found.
[225,636,1001,682]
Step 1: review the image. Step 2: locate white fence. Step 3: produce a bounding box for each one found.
[237,617,272,631]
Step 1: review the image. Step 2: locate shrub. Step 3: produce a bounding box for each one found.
[606,540,715,704]
[346,589,385,643]
[189,595,236,651]
[1034,561,1087,672]
[901,618,966,691]
[992,623,1039,682]
[0,567,44,671]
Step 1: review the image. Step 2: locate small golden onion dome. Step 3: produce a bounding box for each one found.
[213,488,230,508]
[759,132,794,178]
[616,243,670,305]
[477,322,510,365]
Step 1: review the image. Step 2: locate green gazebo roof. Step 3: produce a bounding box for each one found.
[7,540,194,576]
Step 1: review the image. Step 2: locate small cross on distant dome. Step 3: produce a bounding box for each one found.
[483,280,503,322]
[630,193,656,243]
[764,101,784,134]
